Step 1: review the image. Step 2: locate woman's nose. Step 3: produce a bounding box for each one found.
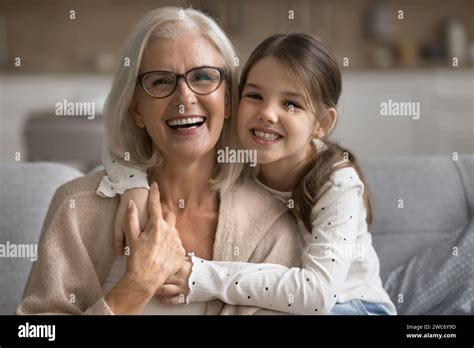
[171,79,197,107]
[257,104,278,124]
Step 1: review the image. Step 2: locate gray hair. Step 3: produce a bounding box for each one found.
[104,7,243,192]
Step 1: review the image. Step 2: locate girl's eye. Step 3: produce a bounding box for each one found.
[284,101,302,110]
[244,93,262,100]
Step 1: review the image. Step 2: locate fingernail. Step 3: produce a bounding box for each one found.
[128,200,133,209]
[152,182,158,190]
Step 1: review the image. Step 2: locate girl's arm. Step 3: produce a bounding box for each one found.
[96,142,150,255]
[96,142,149,198]
[182,168,364,314]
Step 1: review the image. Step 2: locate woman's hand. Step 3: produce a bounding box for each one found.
[155,257,193,304]
[105,182,186,314]
[114,188,150,256]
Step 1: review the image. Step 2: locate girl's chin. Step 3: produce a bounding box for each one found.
[254,152,279,165]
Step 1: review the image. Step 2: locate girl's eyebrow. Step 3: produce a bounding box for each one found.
[282,91,304,99]
[244,82,304,99]
[243,82,261,89]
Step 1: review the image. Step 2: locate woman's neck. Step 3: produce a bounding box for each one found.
[149,151,218,211]
[258,142,316,192]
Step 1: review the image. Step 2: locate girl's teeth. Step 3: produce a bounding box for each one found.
[254,130,280,141]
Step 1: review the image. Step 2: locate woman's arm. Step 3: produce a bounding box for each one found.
[17,180,185,315]
[166,175,364,315]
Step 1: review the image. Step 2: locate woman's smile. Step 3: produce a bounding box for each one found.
[165,115,207,136]
[132,35,227,162]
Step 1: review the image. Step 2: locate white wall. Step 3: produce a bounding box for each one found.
[0,70,473,168]
[0,74,112,167]
[334,69,474,158]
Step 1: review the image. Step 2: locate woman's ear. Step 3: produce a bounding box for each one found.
[313,108,337,139]
[129,95,146,128]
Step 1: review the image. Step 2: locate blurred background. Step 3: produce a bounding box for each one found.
[0,0,473,172]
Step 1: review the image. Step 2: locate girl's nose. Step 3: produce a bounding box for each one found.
[257,104,278,124]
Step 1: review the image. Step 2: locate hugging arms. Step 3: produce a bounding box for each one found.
[18,6,395,316]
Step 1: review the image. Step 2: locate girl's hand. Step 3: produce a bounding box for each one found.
[114,188,150,256]
[156,257,193,305]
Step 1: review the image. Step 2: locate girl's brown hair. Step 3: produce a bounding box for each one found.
[239,33,373,231]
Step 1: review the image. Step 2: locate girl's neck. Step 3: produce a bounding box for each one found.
[149,151,218,210]
[258,141,317,192]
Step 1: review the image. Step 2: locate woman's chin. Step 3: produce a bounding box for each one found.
[163,143,216,163]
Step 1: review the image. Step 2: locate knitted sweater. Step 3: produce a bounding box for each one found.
[17,171,303,315]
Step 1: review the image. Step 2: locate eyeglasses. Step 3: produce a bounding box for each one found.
[137,66,226,98]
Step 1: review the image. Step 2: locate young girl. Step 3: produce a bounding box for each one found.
[97,33,396,315]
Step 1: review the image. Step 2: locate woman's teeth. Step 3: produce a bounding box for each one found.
[253,129,282,141]
[167,117,205,129]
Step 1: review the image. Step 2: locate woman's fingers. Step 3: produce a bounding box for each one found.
[163,274,184,286]
[148,182,163,221]
[113,223,125,256]
[155,284,182,297]
[114,205,125,256]
[163,211,176,227]
[157,296,183,305]
[125,200,140,241]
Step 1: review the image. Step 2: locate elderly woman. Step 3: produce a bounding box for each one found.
[17,7,302,315]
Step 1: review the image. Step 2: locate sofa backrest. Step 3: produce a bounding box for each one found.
[0,162,83,314]
[361,154,473,280]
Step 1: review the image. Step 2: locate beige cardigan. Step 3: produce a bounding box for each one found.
[17,171,303,315]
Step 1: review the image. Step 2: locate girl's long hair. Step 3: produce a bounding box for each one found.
[239,34,373,231]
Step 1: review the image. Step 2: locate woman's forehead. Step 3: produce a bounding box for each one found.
[140,35,224,72]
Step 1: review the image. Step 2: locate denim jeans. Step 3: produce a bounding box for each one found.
[329,299,392,315]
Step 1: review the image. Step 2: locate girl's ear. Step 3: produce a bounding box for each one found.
[313,108,337,139]
[224,86,232,120]
[129,95,146,128]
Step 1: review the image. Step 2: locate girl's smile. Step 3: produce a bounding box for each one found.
[237,56,318,167]
[249,126,284,145]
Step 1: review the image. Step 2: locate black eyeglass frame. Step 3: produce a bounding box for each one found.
[136,66,226,98]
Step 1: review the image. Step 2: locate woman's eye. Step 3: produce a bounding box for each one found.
[195,73,212,81]
[152,78,173,86]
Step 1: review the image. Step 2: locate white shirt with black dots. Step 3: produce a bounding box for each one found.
[96,141,397,315]
[96,143,150,197]
[186,167,396,315]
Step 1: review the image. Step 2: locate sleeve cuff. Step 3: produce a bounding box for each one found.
[186,254,223,303]
[83,297,115,315]
[96,175,150,198]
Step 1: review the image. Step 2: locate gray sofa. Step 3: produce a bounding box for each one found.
[1,156,473,314]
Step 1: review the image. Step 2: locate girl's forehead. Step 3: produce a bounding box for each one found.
[246,57,306,94]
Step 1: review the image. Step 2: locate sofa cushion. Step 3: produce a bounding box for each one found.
[384,219,474,314]
[361,156,472,279]
[0,162,82,314]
